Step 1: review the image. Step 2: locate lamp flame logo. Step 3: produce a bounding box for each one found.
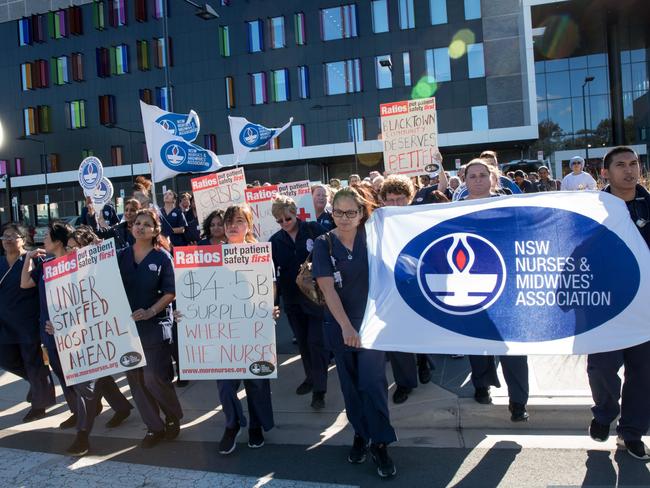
[160,119,177,134]
[242,125,261,146]
[417,232,505,315]
[164,144,186,167]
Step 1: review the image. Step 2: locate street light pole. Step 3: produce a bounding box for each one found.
[17,136,49,223]
[582,76,595,165]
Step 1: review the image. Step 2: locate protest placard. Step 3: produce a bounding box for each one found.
[381,97,439,177]
[43,239,146,386]
[245,180,316,241]
[191,167,247,227]
[174,243,276,380]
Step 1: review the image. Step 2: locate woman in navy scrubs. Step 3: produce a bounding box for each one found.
[311,184,335,231]
[313,187,397,479]
[180,192,201,244]
[160,190,188,248]
[43,226,133,456]
[94,198,140,250]
[215,204,278,455]
[118,209,183,448]
[21,220,78,428]
[463,159,530,422]
[269,195,329,409]
[0,223,54,422]
[198,210,227,245]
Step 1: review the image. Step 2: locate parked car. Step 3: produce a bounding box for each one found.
[500,159,546,175]
[32,216,82,245]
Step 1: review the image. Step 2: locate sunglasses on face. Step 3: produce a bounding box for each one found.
[276,216,293,224]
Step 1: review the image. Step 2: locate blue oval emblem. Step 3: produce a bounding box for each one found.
[395,207,640,341]
[78,156,103,190]
[239,124,261,147]
[163,143,187,167]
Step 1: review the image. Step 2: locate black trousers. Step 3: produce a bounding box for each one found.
[0,342,54,409]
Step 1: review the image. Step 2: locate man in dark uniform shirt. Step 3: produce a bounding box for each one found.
[588,146,650,460]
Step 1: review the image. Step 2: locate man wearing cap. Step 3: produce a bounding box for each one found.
[561,156,597,191]
[587,146,650,460]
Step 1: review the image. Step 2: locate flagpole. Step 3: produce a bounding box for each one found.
[149,159,158,208]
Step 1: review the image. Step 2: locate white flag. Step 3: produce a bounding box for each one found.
[228,116,293,163]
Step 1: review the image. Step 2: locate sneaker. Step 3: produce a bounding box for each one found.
[248,427,265,448]
[370,443,397,478]
[509,402,529,422]
[164,416,180,440]
[348,434,369,464]
[589,419,610,442]
[474,387,492,405]
[295,380,313,396]
[105,409,131,428]
[22,408,47,423]
[59,414,78,429]
[66,431,89,457]
[311,392,325,410]
[617,437,650,460]
[392,386,411,405]
[140,430,165,449]
[218,425,241,455]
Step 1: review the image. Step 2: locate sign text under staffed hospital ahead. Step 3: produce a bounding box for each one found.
[173,243,277,380]
[360,192,650,355]
[380,97,438,177]
[43,239,146,386]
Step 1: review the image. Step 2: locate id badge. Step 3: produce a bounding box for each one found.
[333,270,343,288]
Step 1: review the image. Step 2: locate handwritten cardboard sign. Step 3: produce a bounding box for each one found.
[245,180,316,241]
[43,239,146,386]
[174,243,277,379]
[191,167,247,229]
[381,97,438,177]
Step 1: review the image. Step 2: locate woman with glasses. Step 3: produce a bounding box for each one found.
[215,204,280,455]
[0,223,55,423]
[269,195,329,410]
[118,209,183,449]
[312,187,397,479]
[42,226,133,456]
[463,159,530,422]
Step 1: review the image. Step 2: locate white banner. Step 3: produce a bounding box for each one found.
[43,239,146,386]
[244,180,316,241]
[381,97,438,177]
[174,243,277,379]
[191,168,247,228]
[228,116,292,163]
[360,192,650,355]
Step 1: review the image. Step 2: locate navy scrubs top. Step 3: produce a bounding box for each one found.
[183,209,201,243]
[312,230,369,351]
[160,207,188,247]
[270,220,326,305]
[96,222,134,250]
[117,247,175,348]
[31,258,55,346]
[0,255,41,344]
[316,211,336,231]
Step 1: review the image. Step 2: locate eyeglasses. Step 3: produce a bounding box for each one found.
[275,216,293,224]
[0,234,23,241]
[332,209,360,219]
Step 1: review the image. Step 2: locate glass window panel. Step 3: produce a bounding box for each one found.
[467,43,484,78]
[219,26,230,56]
[348,118,364,141]
[622,91,633,118]
[251,72,267,104]
[571,97,585,134]
[298,66,310,99]
[569,56,587,69]
[621,64,632,93]
[586,66,609,95]
[430,0,447,25]
[587,53,607,67]
[403,52,411,86]
[292,125,305,148]
[630,49,646,63]
[426,47,451,82]
[569,68,588,97]
[545,71,570,99]
[537,100,548,122]
[588,94,610,129]
[471,105,488,131]
[272,69,289,102]
[398,0,415,29]
[325,59,361,95]
[371,0,389,33]
[247,20,263,52]
[535,61,545,74]
[547,98,573,134]
[270,16,285,49]
[294,12,306,45]
[631,62,649,92]
[464,0,481,20]
[535,73,546,100]
[225,76,235,108]
[375,55,392,89]
[320,5,357,41]
[545,58,569,72]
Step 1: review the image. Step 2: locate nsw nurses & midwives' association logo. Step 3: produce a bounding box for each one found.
[417,233,506,315]
[163,143,187,167]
